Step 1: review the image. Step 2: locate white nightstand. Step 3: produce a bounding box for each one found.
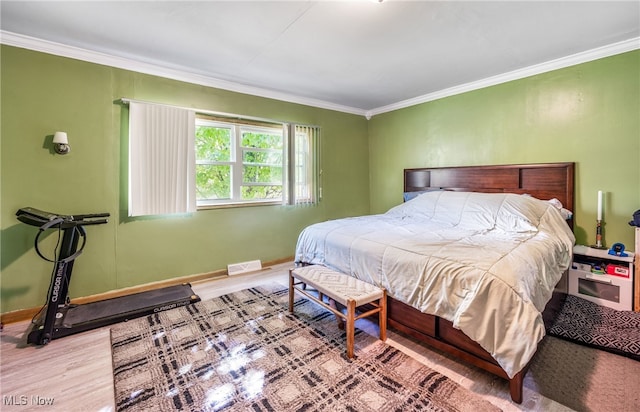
[569,245,635,311]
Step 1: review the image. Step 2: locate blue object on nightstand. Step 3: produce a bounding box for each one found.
[608,242,628,257]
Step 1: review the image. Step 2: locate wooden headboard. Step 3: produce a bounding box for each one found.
[404,162,575,214]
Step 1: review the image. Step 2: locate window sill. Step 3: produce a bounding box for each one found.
[197,200,282,210]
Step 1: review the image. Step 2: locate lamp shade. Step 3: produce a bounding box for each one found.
[53,131,68,145]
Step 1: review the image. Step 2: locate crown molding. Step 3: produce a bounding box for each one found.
[2,30,637,120]
[0,30,367,117]
[366,37,640,119]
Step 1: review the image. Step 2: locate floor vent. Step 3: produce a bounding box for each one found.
[227,260,262,276]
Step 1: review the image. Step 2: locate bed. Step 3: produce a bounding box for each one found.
[294,162,575,403]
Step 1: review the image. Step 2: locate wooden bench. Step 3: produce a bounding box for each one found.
[289,265,387,358]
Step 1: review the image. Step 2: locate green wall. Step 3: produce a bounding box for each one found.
[369,50,640,249]
[2,45,639,315]
[0,46,370,313]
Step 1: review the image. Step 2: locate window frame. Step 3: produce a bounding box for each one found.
[195,116,286,208]
[238,125,286,202]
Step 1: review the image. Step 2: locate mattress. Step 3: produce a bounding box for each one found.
[295,191,575,377]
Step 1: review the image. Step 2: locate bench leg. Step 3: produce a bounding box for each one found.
[346,299,356,359]
[328,298,345,330]
[379,289,387,342]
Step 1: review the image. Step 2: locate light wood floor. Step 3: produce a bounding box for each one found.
[1,262,574,412]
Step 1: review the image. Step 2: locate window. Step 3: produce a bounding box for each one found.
[127,99,319,215]
[195,117,319,207]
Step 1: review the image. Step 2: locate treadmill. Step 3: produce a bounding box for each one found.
[16,207,201,345]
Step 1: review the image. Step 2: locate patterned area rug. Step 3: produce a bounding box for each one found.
[548,295,640,361]
[111,285,500,412]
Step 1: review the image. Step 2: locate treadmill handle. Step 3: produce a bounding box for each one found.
[72,212,110,220]
[79,218,109,226]
[71,212,110,226]
[38,217,66,231]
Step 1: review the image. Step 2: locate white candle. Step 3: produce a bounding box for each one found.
[597,190,603,221]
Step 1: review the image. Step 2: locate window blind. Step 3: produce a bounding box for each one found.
[287,124,320,206]
[128,102,196,216]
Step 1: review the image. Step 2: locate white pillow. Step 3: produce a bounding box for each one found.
[432,191,497,230]
[387,190,441,219]
[388,191,549,233]
[495,194,548,232]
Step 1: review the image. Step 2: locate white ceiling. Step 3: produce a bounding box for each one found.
[1,1,639,116]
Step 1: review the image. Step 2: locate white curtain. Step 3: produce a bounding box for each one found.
[128,102,196,216]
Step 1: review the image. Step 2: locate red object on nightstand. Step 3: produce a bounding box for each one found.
[606,264,630,278]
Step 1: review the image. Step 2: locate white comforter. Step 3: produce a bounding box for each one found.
[295,191,575,378]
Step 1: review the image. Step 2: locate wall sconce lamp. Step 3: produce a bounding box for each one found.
[53,131,70,155]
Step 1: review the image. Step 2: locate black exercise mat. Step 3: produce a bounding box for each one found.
[548,294,640,361]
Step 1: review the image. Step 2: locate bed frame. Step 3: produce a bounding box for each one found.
[394,162,575,403]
